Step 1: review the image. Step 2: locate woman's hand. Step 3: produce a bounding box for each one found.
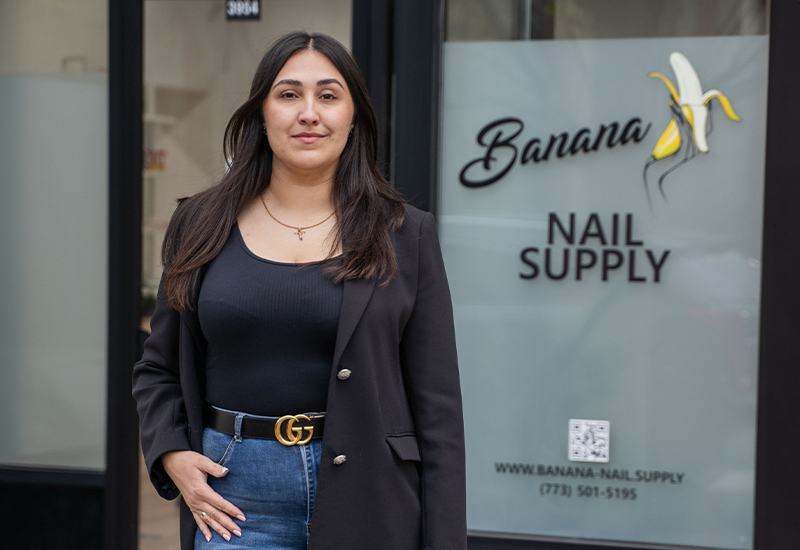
[161,450,246,542]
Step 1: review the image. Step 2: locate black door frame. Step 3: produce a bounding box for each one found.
[106,0,144,548]
[364,0,800,548]
[353,0,443,213]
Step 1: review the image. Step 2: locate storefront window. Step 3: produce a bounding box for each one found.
[0,0,109,471]
[440,1,768,548]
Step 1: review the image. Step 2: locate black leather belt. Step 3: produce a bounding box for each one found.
[206,407,325,446]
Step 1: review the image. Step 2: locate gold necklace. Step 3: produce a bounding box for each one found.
[260,192,335,242]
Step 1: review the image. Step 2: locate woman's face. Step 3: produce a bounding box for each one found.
[263,50,355,177]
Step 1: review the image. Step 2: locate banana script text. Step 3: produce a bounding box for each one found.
[519,212,670,282]
[459,117,652,188]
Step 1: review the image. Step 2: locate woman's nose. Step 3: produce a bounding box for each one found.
[298,99,319,125]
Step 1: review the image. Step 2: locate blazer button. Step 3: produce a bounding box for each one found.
[337,369,351,380]
[333,455,346,465]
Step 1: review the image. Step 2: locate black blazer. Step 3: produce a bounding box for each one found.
[132,204,467,550]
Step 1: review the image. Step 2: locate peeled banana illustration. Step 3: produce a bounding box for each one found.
[643,52,741,211]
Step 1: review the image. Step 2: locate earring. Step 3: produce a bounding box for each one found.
[263,126,267,136]
[348,128,353,138]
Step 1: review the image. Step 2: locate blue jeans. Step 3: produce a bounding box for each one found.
[194,409,323,549]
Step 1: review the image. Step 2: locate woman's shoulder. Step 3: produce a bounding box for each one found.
[165,186,226,245]
[390,204,441,262]
[167,189,208,228]
[397,203,434,235]
[162,187,221,263]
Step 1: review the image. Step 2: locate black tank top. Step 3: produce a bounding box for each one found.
[197,223,343,416]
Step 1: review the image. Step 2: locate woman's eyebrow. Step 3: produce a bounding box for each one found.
[273,79,302,89]
[316,78,344,89]
[272,78,344,90]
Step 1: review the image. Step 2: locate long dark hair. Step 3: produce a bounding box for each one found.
[162,32,406,312]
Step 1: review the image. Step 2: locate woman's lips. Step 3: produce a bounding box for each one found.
[293,133,325,144]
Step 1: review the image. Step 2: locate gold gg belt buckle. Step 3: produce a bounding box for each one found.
[274,414,314,446]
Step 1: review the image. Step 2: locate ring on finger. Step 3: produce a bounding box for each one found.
[200,511,209,523]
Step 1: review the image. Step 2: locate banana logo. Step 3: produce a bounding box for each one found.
[643,52,741,211]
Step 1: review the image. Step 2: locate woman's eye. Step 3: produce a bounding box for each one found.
[279,91,298,99]
[320,93,337,101]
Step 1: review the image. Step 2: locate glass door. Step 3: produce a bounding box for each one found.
[439,1,769,548]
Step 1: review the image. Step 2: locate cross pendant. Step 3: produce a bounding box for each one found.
[295,228,305,241]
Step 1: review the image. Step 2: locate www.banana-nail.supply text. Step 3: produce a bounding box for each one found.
[459,117,652,188]
[519,212,670,283]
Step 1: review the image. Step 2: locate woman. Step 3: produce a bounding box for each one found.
[133,32,465,550]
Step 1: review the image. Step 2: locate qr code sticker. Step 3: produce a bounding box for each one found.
[568,419,609,463]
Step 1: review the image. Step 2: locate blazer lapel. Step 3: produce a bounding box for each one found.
[184,266,208,351]
[332,276,376,368]
[182,309,206,351]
